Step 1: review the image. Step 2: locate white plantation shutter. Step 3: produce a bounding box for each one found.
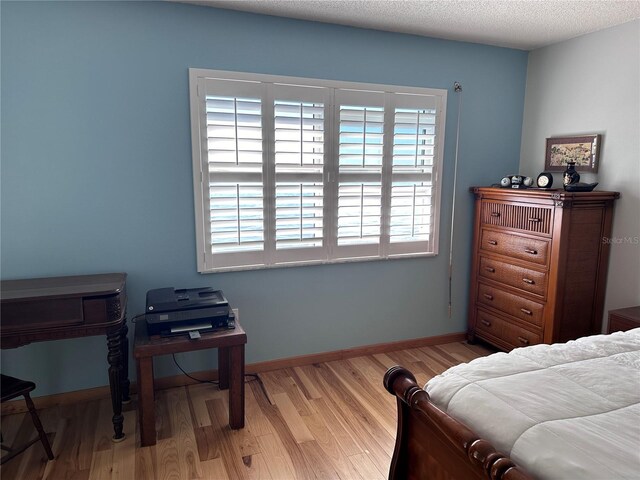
[199,78,267,269]
[190,69,446,272]
[388,93,440,255]
[333,89,385,259]
[271,84,330,263]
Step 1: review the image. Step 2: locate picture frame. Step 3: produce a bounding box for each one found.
[544,134,601,172]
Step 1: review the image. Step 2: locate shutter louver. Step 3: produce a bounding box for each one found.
[337,101,384,247]
[206,93,265,255]
[390,107,436,244]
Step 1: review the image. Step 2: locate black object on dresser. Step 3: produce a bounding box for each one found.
[468,188,619,351]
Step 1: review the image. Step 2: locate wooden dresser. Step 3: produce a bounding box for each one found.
[608,306,640,333]
[468,187,619,351]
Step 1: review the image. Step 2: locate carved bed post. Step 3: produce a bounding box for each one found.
[384,365,421,479]
[384,366,532,480]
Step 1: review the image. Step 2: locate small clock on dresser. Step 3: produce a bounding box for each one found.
[536,172,553,188]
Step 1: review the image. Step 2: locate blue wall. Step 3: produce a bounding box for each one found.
[1,1,527,396]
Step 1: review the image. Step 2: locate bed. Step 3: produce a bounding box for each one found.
[384,328,640,480]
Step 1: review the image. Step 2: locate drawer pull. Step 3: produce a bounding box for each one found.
[520,308,533,315]
[491,212,501,218]
[524,248,538,255]
[528,217,541,223]
[483,293,494,300]
[522,278,535,284]
[485,267,495,273]
[481,319,491,327]
[518,336,530,346]
[488,240,498,245]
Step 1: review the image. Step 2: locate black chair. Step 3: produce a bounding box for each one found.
[0,374,54,464]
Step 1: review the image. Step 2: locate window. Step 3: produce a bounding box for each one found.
[189,69,447,272]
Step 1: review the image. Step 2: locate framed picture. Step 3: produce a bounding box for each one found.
[544,134,601,172]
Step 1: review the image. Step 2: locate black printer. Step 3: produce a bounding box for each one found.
[145,287,235,336]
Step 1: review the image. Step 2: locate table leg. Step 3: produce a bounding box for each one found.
[228,344,244,429]
[120,318,131,403]
[137,356,156,447]
[106,326,125,442]
[218,347,229,390]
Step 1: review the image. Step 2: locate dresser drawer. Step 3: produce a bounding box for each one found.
[477,283,544,327]
[479,256,547,297]
[503,322,542,348]
[475,309,505,340]
[480,229,549,266]
[481,200,552,236]
[475,308,542,349]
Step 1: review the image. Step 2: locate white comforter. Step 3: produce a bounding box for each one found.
[425,328,640,479]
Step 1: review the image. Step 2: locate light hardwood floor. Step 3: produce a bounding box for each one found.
[1,341,492,480]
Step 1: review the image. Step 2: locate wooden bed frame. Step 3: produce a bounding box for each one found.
[384,366,533,480]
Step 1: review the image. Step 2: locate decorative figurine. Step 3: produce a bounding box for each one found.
[563,161,580,187]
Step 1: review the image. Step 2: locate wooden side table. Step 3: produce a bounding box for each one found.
[133,319,246,447]
[1,273,130,442]
[607,306,640,333]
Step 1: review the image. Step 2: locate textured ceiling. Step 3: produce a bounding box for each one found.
[179,0,640,50]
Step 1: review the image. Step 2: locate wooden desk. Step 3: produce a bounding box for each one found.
[0,273,130,441]
[608,306,640,333]
[133,319,246,447]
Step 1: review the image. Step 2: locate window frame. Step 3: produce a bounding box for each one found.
[189,68,447,273]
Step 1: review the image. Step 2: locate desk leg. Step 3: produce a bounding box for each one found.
[107,326,125,442]
[120,319,131,403]
[228,344,244,429]
[137,356,156,447]
[218,347,229,390]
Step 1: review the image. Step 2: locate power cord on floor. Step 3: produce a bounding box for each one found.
[244,373,269,401]
[172,353,219,385]
[172,354,269,400]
